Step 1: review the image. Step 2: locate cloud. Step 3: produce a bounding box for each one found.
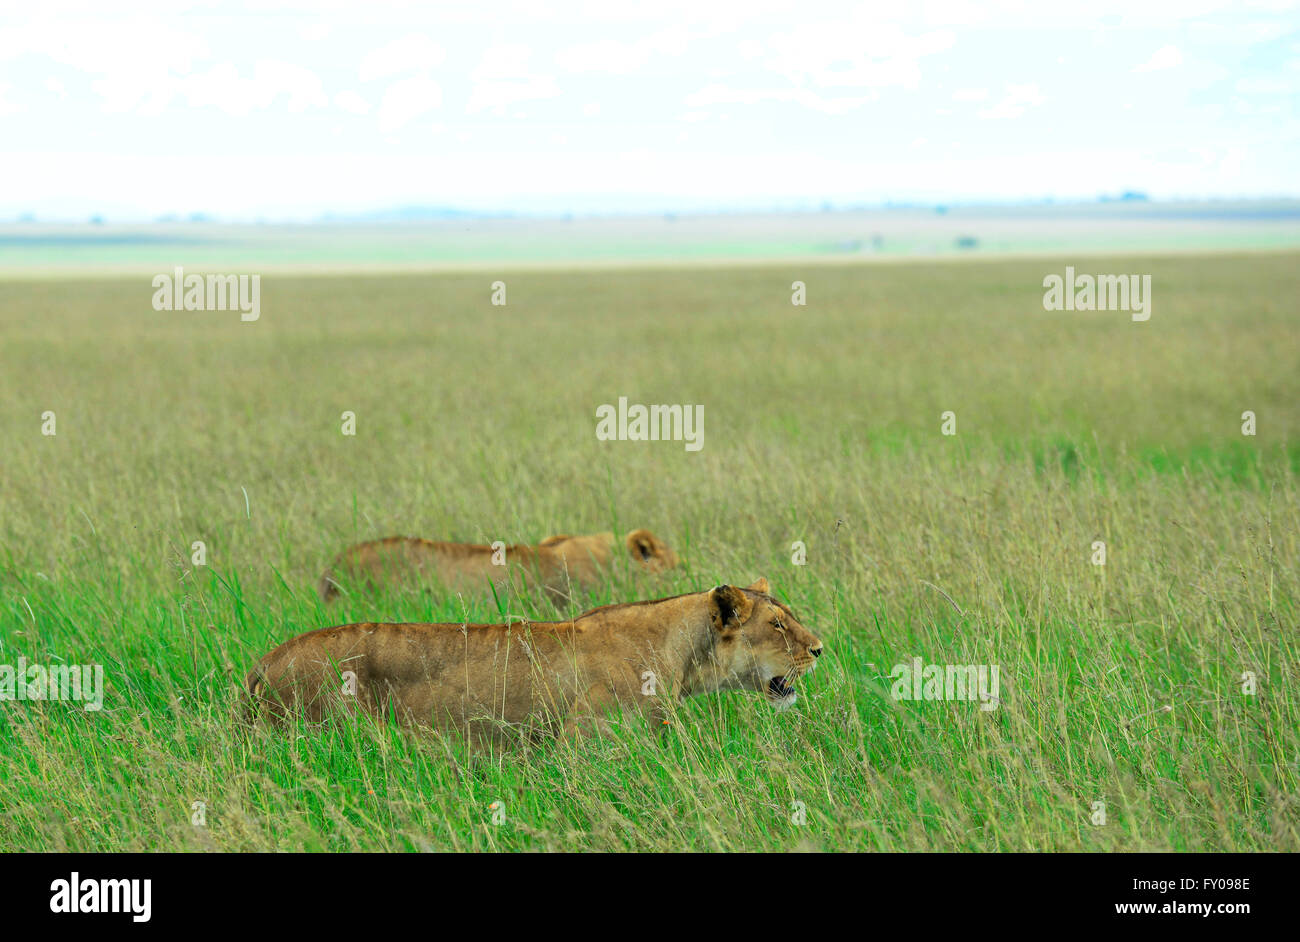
[1220,146,1246,177]
[466,44,559,114]
[0,19,208,73]
[334,90,371,115]
[0,19,330,118]
[377,75,443,132]
[764,19,955,91]
[555,38,647,74]
[181,60,328,116]
[1194,144,1248,177]
[355,33,445,128]
[0,19,209,113]
[359,33,446,82]
[554,28,691,73]
[0,83,21,115]
[952,87,988,101]
[685,83,874,115]
[1234,76,1293,94]
[978,82,1046,119]
[1134,45,1183,72]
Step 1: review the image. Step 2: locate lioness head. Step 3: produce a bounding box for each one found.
[623,528,678,572]
[540,529,679,573]
[691,577,823,710]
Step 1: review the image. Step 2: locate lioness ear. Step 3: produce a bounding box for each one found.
[626,529,658,561]
[747,577,770,594]
[539,534,572,547]
[709,585,754,633]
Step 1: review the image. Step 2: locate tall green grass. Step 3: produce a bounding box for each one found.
[0,253,1296,850]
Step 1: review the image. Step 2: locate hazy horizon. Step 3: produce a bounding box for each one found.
[5,195,1300,228]
[4,199,1297,271]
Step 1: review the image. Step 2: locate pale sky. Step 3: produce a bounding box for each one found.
[0,0,1296,220]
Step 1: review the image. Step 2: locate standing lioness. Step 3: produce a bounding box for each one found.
[318,529,677,604]
[246,578,822,741]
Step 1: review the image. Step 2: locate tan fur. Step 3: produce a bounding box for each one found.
[317,529,677,604]
[246,577,822,743]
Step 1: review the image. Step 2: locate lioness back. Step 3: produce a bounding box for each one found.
[317,529,677,603]
[317,537,523,602]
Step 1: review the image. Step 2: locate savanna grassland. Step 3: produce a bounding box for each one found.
[0,251,1297,851]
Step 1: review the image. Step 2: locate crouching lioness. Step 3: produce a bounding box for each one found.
[317,529,677,604]
[246,578,822,742]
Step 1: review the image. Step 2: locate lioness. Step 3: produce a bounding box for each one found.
[246,578,822,741]
[317,529,677,604]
